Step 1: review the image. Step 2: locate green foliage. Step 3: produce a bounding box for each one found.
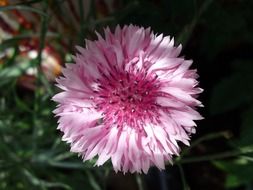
[210,63,253,189]
[210,61,253,115]
[214,158,253,188]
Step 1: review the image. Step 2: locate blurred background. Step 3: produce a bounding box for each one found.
[0,0,253,189]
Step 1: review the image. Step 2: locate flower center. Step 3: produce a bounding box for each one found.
[94,70,160,128]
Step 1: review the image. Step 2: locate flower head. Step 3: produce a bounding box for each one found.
[53,25,203,173]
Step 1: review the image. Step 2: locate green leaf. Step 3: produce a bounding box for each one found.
[0,61,32,87]
[22,169,72,190]
[0,33,60,52]
[210,73,253,115]
[225,174,241,188]
[234,106,253,147]
[0,5,48,18]
[214,158,253,188]
[197,1,252,61]
[48,161,94,170]
[177,0,214,45]
[85,171,102,190]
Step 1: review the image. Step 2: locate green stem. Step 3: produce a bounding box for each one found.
[22,169,71,190]
[0,5,48,17]
[178,145,253,164]
[136,174,144,190]
[180,131,230,157]
[78,0,85,43]
[178,164,189,190]
[177,0,214,45]
[85,171,102,190]
[53,152,75,161]
[240,156,253,162]
[32,0,49,152]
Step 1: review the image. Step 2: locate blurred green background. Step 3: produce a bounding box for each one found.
[0,0,253,189]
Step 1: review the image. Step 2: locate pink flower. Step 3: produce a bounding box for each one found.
[53,25,203,173]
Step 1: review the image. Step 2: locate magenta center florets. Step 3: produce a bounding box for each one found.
[94,70,160,128]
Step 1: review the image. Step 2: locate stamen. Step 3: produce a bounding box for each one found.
[94,69,160,128]
[99,95,108,98]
